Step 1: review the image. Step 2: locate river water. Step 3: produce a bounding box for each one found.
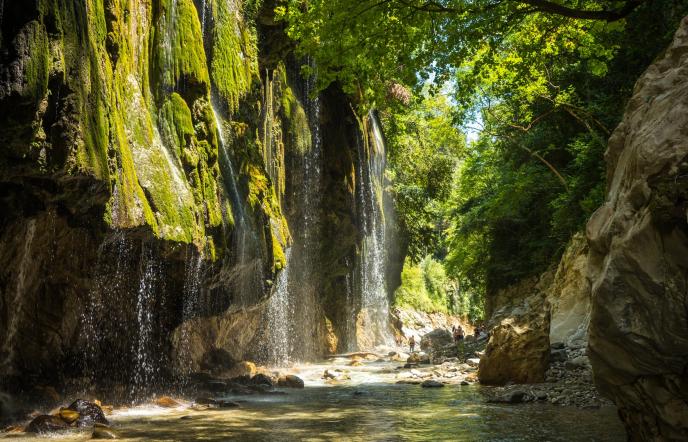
[3,358,625,441]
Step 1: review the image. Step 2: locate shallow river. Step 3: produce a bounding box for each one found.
[3,359,626,441]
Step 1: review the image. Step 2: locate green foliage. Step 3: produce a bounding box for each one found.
[282,0,688,314]
[394,256,448,313]
[382,93,464,259]
[443,5,686,298]
[394,254,484,318]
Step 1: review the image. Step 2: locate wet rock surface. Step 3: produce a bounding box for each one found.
[25,415,69,434]
[67,399,108,428]
[277,375,305,389]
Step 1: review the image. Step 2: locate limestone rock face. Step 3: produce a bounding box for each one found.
[479,275,551,385]
[586,17,688,440]
[547,234,591,349]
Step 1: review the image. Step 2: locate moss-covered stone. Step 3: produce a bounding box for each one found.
[211,0,258,112]
[153,0,209,95]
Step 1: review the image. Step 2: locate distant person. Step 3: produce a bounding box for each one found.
[409,335,416,353]
[473,325,482,338]
[454,326,465,361]
[453,326,464,343]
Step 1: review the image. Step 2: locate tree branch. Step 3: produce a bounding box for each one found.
[385,0,646,21]
[517,0,647,22]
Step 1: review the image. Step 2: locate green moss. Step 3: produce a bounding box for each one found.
[160,93,195,156]
[23,21,50,102]
[277,67,311,156]
[154,0,209,94]
[271,229,286,271]
[211,0,258,112]
[201,162,223,227]
[107,109,158,232]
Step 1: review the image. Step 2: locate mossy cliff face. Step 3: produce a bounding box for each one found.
[0,0,372,391]
[0,0,290,392]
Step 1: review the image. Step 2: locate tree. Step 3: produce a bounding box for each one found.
[382,92,465,260]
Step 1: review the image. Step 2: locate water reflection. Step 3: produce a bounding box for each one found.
[3,381,624,441]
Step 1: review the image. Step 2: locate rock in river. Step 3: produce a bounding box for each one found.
[479,279,550,385]
[26,415,69,434]
[420,329,453,353]
[421,380,444,388]
[278,375,305,389]
[155,396,181,408]
[67,399,108,427]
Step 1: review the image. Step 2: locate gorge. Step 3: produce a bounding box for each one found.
[1,0,687,441]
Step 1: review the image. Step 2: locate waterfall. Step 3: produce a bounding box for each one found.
[176,250,203,378]
[0,219,36,373]
[130,244,160,400]
[200,0,207,34]
[263,248,294,366]
[211,103,266,307]
[260,61,323,364]
[284,61,323,361]
[355,113,393,348]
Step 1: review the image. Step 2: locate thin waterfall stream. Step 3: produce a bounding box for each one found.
[354,113,394,348]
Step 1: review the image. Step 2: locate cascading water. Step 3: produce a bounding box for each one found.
[211,102,266,307]
[130,244,160,400]
[260,61,323,364]
[263,248,294,365]
[0,219,36,373]
[176,250,203,379]
[355,113,393,348]
[82,232,129,383]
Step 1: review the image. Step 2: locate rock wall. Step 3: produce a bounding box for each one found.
[586,17,688,440]
[547,233,590,350]
[0,0,368,397]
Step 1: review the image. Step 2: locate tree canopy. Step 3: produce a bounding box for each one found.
[278,0,688,317]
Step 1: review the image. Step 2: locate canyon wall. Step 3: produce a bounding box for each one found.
[586,16,688,440]
[0,0,375,399]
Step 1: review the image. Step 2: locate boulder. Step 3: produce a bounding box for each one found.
[420,380,444,388]
[26,415,69,434]
[323,369,349,381]
[277,375,304,389]
[586,17,688,440]
[488,390,528,404]
[155,396,181,408]
[199,348,236,375]
[466,358,481,367]
[420,329,453,353]
[58,408,80,424]
[250,373,274,387]
[479,278,551,385]
[550,348,568,363]
[67,399,108,427]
